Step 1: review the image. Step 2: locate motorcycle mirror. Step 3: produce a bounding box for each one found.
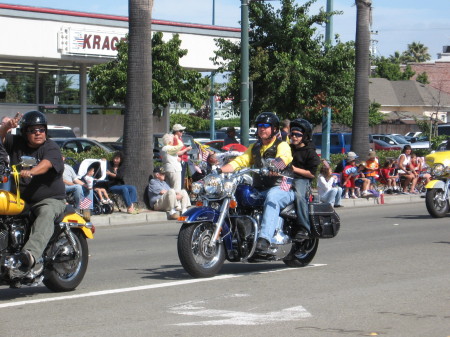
[20,156,37,168]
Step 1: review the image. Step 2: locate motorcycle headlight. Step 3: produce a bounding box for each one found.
[433,163,445,177]
[445,166,450,175]
[223,179,236,195]
[203,174,224,198]
[191,181,203,194]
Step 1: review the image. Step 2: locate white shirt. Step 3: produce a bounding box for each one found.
[317,174,337,198]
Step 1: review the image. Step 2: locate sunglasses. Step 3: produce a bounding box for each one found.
[26,128,46,135]
[290,132,303,138]
[257,123,271,128]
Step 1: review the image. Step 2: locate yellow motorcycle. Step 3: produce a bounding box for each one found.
[425,150,450,218]
[0,156,94,291]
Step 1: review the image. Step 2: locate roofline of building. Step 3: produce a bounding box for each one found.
[0,3,241,37]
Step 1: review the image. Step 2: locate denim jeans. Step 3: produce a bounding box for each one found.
[259,186,295,242]
[293,178,311,232]
[65,184,93,210]
[109,184,138,207]
[320,186,343,206]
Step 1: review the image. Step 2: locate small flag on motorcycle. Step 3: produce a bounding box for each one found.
[272,157,287,171]
[280,176,293,191]
[80,197,92,209]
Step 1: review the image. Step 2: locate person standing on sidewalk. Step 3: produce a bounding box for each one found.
[148,167,191,219]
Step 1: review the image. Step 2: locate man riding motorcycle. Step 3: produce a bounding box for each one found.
[220,112,293,251]
[289,118,321,238]
[0,111,66,274]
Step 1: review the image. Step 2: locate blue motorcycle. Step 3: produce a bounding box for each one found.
[177,167,340,278]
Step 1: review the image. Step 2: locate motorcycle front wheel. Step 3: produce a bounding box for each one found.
[425,189,449,218]
[177,222,225,278]
[283,237,319,267]
[43,229,89,292]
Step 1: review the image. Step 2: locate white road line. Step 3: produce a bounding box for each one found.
[0,264,326,309]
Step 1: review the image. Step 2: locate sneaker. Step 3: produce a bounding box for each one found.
[361,191,370,197]
[351,194,358,199]
[344,194,349,199]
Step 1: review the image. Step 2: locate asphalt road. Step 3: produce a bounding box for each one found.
[1,202,449,337]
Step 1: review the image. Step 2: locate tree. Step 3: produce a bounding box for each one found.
[416,72,430,85]
[372,57,415,81]
[351,0,371,157]
[401,41,431,63]
[122,0,154,208]
[88,32,209,110]
[212,0,355,125]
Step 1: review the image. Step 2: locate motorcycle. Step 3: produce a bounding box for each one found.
[425,150,450,217]
[177,163,340,278]
[0,156,94,291]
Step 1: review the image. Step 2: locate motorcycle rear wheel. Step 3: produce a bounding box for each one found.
[283,237,319,267]
[177,222,225,278]
[43,229,89,292]
[425,189,449,218]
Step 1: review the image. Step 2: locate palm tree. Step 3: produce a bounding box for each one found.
[123,0,154,207]
[401,41,431,63]
[351,0,372,158]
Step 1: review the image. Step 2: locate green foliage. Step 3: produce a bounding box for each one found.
[416,72,429,85]
[335,102,384,127]
[61,148,113,163]
[212,0,355,125]
[400,41,431,63]
[372,57,415,80]
[88,33,209,110]
[169,114,241,132]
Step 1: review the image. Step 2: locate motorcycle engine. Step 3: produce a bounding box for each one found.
[0,217,28,253]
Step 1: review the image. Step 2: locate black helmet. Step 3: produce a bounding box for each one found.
[290,118,313,141]
[255,112,280,138]
[19,111,47,137]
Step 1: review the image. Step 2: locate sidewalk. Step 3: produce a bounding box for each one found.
[91,193,424,227]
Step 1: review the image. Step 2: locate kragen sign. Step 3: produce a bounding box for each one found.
[59,27,126,57]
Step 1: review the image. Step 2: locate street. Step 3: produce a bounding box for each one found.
[1,202,450,337]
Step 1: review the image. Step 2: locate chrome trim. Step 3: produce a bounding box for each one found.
[59,221,93,230]
[238,215,259,262]
[208,198,230,248]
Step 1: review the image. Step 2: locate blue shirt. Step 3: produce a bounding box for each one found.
[148,178,171,208]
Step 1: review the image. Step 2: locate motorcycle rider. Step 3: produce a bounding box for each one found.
[289,119,321,238]
[220,112,293,251]
[0,111,66,274]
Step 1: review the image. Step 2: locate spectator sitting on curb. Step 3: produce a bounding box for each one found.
[365,151,379,189]
[148,167,191,220]
[317,162,343,208]
[335,151,358,175]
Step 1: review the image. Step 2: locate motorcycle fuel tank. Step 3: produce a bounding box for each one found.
[235,185,265,207]
[0,191,25,215]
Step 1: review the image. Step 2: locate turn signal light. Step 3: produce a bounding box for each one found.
[196,201,203,207]
[178,216,188,222]
[229,200,237,209]
[2,176,8,183]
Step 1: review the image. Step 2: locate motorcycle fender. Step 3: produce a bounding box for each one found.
[181,206,220,223]
[60,213,94,239]
[426,180,446,190]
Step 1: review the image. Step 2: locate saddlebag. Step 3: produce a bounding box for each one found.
[308,202,340,238]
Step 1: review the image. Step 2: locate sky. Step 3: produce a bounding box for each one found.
[2,0,450,59]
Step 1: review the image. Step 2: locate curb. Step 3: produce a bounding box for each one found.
[91,194,424,226]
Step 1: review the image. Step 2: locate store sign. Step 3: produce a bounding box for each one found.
[58,27,126,57]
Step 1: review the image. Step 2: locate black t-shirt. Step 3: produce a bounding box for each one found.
[4,134,65,203]
[290,142,321,180]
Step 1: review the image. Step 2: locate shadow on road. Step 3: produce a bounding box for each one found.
[0,286,52,301]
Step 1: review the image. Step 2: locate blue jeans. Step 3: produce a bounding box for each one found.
[259,186,295,242]
[65,184,93,210]
[109,184,138,208]
[320,186,343,206]
[293,179,311,232]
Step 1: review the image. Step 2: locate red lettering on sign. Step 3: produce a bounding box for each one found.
[93,35,101,49]
[83,34,91,49]
[111,37,119,51]
[102,36,110,50]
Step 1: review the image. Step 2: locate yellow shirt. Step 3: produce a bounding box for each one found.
[229,138,293,171]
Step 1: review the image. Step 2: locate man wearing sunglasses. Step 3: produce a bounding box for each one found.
[220,112,294,252]
[289,118,321,238]
[0,110,66,275]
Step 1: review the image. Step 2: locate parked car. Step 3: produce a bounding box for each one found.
[370,134,410,150]
[438,124,450,136]
[12,124,76,138]
[372,139,402,151]
[312,133,352,154]
[53,138,114,153]
[408,134,430,149]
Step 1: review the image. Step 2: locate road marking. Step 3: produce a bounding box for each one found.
[169,304,312,326]
[0,264,326,309]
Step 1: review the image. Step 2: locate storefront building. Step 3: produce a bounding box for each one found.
[0,4,240,138]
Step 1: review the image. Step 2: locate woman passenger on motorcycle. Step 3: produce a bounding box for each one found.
[289,119,321,239]
[397,145,418,194]
[220,112,293,251]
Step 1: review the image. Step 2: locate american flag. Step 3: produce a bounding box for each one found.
[272,158,287,171]
[201,148,210,162]
[280,176,293,191]
[79,197,92,209]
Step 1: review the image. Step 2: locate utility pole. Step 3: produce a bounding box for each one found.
[210,0,216,140]
[240,0,250,147]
